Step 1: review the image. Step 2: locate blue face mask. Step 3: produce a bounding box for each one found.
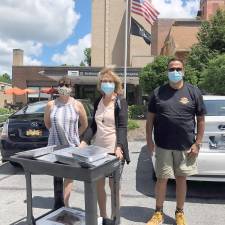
[101,82,115,95]
[168,71,183,83]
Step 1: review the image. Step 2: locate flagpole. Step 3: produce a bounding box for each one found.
[124,0,129,98]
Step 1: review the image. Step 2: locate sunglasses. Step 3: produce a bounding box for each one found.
[168,67,183,72]
[58,83,71,88]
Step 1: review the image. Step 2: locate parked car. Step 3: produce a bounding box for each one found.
[152,95,225,182]
[0,100,93,161]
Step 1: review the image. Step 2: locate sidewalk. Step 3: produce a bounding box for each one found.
[0,142,225,225]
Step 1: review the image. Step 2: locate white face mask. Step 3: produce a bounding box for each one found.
[57,86,72,96]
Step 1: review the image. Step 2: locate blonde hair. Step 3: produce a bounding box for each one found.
[97,67,123,95]
[58,76,72,86]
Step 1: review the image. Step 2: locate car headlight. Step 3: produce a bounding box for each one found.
[1,119,9,138]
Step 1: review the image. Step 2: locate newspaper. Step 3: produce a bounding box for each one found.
[36,207,102,225]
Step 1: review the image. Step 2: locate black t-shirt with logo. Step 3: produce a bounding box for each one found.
[148,83,206,151]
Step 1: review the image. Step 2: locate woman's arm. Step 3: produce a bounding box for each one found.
[80,98,101,145]
[115,98,129,162]
[44,101,53,129]
[76,100,88,136]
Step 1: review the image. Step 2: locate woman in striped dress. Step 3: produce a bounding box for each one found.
[44,77,88,208]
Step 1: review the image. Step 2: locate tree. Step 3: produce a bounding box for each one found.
[79,61,85,67]
[0,73,11,83]
[200,54,225,95]
[84,48,91,66]
[186,9,225,88]
[139,56,173,94]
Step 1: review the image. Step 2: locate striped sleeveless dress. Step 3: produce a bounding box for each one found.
[48,98,80,147]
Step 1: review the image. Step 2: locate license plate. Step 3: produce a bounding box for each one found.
[26,129,42,137]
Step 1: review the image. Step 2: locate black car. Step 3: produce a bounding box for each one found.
[0,100,93,161]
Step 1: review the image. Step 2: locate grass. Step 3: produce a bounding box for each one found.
[128,119,140,130]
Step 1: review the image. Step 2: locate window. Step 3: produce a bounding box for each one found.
[204,100,225,116]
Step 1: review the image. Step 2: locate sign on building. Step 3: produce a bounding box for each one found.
[67,70,79,77]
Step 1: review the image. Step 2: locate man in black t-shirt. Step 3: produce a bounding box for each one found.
[146,58,206,225]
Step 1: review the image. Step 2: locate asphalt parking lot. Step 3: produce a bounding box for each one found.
[0,142,225,225]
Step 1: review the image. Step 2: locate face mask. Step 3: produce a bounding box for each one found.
[57,86,72,96]
[168,71,183,83]
[101,82,115,95]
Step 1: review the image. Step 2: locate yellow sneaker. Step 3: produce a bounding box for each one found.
[175,212,187,225]
[146,211,164,225]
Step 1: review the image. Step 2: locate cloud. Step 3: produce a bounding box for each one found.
[0,38,43,75]
[152,0,200,18]
[0,0,80,44]
[0,0,80,75]
[52,33,91,66]
[24,56,42,66]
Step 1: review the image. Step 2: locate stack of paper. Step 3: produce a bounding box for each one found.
[72,145,108,163]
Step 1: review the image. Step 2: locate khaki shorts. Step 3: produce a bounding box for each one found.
[155,146,198,179]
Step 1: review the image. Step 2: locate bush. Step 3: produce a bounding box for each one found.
[0,108,15,124]
[128,119,140,130]
[0,108,14,114]
[0,114,10,123]
[128,105,147,119]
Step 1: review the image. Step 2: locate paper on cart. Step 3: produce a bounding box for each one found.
[16,145,56,158]
[36,207,102,225]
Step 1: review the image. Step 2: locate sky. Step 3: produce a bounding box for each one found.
[0,0,200,76]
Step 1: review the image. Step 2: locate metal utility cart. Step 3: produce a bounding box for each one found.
[10,148,121,225]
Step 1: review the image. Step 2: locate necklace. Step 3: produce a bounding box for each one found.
[102,107,107,123]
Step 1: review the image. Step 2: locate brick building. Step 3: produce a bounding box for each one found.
[12,50,141,106]
[160,20,201,60]
[0,82,13,108]
[152,0,225,60]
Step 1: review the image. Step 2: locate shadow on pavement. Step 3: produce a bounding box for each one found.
[121,206,174,224]
[9,217,27,225]
[10,207,85,225]
[29,196,54,209]
[136,145,225,204]
[136,145,155,197]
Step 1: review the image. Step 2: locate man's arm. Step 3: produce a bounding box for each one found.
[188,115,205,157]
[195,115,205,145]
[146,112,156,155]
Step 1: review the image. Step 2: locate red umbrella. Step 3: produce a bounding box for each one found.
[40,87,57,94]
[4,87,26,95]
[4,87,38,95]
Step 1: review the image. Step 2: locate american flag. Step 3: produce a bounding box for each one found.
[131,0,159,25]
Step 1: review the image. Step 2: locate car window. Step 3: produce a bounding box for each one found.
[14,102,46,115]
[78,100,93,117]
[204,100,225,116]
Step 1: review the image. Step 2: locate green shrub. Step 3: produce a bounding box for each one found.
[0,108,15,124]
[0,108,14,115]
[0,114,10,123]
[128,119,140,130]
[128,105,146,119]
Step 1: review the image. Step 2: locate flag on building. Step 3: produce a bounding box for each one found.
[130,17,151,45]
[131,0,159,25]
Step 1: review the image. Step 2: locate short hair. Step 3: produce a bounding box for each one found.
[97,67,123,95]
[58,76,72,86]
[168,58,184,67]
